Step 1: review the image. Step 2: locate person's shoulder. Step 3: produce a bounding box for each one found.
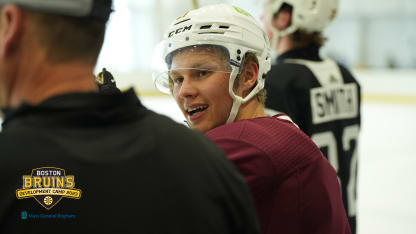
[250,116,325,175]
[140,110,209,143]
[0,132,13,149]
[206,116,303,146]
[267,62,316,87]
[207,117,324,175]
[205,121,245,140]
[140,111,228,161]
[0,128,31,151]
[245,116,304,141]
[139,113,243,188]
[0,129,33,165]
[269,62,308,77]
[128,109,225,160]
[335,62,352,74]
[335,62,360,85]
[205,121,264,156]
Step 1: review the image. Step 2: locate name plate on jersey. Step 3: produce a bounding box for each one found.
[310,83,359,124]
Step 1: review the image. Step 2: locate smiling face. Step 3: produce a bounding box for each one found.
[169,46,233,133]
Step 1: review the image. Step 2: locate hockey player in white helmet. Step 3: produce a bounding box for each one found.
[153,3,351,234]
[261,1,361,233]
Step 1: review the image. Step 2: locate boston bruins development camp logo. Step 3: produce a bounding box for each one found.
[16,167,82,210]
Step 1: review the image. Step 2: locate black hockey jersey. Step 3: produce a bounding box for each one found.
[265,45,361,234]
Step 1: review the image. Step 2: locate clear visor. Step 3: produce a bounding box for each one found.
[152,40,233,94]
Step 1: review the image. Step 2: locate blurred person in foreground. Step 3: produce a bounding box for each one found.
[152,3,351,234]
[0,1,260,233]
[261,1,361,232]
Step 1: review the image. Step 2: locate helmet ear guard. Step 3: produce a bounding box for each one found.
[225,45,271,124]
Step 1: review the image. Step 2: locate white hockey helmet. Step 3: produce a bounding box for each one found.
[263,0,338,49]
[152,3,272,124]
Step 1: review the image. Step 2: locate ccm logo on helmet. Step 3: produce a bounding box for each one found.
[168,25,193,38]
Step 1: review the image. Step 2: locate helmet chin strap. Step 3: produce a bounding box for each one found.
[225,63,265,124]
[267,12,297,54]
[270,27,280,53]
[226,98,242,124]
[226,68,242,124]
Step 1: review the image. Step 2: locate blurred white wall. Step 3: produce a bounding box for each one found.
[96,0,416,78]
[323,0,416,68]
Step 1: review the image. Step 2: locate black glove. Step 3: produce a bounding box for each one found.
[95,68,121,94]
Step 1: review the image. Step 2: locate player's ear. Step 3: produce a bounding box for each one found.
[236,59,258,98]
[0,4,23,58]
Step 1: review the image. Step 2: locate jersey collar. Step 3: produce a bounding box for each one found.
[277,45,322,64]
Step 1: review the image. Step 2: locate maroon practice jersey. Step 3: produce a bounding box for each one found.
[206,115,351,234]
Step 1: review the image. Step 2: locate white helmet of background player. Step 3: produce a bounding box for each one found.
[263,0,338,50]
[152,3,271,124]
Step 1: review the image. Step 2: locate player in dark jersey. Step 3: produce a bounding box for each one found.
[261,1,361,233]
[152,3,351,234]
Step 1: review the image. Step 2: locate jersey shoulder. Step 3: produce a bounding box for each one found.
[267,62,322,93]
[267,62,315,85]
[336,63,361,87]
[206,117,323,174]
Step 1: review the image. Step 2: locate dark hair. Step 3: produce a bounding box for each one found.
[24,9,107,65]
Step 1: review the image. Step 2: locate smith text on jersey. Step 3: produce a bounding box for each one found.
[310,83,359,124]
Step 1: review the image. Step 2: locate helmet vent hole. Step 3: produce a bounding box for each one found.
[198,32,225,35]
[200,25,212,29]
[219,25,230,29]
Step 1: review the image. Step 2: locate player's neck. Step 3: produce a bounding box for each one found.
[8,58,98,108]
[276,36,294,56]
[235,99,266,121]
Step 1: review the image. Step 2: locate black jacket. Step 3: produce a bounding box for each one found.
[0,89,260,234]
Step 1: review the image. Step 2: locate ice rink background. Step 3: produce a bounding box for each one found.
[138,70,416,234]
